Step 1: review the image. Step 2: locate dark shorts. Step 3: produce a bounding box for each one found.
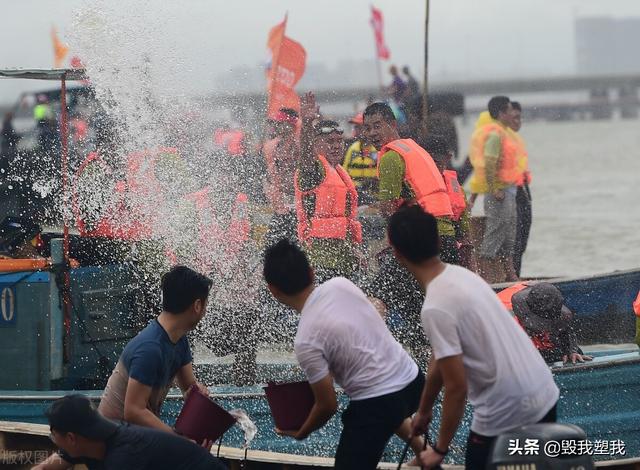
[465,403,557,470]
[334,371,425,470]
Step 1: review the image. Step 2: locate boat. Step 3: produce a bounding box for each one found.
[1,346,638,468]
[494,267,640,344]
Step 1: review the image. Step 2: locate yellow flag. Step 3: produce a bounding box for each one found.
[51,26,69,68]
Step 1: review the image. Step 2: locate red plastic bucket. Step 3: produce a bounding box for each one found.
[174,388,236,442]
[263,381,315,431]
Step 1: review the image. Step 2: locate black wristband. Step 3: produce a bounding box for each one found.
[432,444,449,457]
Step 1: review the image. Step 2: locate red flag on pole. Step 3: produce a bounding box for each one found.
[266,16,307,119]
[370,6,390,60]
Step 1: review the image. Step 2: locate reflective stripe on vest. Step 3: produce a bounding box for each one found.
[469,122,519,193]
[379,139,453,218]
[295,155,362,244]
[442,170,466,221]
[343,141,378,180]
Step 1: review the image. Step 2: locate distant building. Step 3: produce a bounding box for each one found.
[575,17,640,75]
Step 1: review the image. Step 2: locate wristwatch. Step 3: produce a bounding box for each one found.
[432,444,449,457]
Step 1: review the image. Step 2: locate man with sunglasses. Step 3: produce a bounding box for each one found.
[294,93,362,282]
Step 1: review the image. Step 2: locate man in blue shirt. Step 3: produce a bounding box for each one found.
[36,268,214,470]
[97,265,213,431]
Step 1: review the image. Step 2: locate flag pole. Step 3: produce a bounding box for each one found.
[422,0,430,132]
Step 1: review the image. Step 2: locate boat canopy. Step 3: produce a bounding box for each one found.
[0,68,87,81]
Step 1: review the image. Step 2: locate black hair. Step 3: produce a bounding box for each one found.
[388,204,440,263]
[315,119,341,130]
[511,101,522,112]
[278,108,299,119]
[363,102,396,124]
[263,239,313,295]
[422,134,450,160]
[488,96,511,119]
[161,266,213,314]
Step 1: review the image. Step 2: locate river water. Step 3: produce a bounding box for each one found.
[457,116,640,278]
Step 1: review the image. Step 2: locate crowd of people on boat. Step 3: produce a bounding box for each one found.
[30,94,612,470]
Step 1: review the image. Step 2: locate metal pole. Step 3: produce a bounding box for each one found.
[60,74,71,347]
[422,0,430,133]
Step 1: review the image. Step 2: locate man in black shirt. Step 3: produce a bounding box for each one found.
[35,394,227,470]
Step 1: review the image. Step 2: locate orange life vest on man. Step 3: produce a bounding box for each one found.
[509,129,532,187]
[469,122,519,193]
[634,291,640,317]
[499,282,556,352]
[442,170,466,221]
[379,139,453,218]
[294,155,362,244]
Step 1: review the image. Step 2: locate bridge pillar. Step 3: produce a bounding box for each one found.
[618,86,639,119]
[589,88,613,120]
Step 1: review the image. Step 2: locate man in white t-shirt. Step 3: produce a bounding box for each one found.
[263,239,425,469]
[387,204,559,470]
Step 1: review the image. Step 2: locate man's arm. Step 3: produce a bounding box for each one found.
[31,453,72,470]
[298,92,319,172]
[123,377,174,433]
[484,132,502,195]
[411,353,444,436]
[285,374,338,440]
[376,150,405,217]
[175,362,209,397]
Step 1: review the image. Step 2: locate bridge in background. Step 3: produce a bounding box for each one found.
[207,73,640,121]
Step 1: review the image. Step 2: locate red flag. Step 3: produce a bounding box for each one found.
[266,16,307,119]
[370,6,390,60]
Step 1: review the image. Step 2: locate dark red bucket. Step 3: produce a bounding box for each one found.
[263,381,315,431]
[174,388,236,443]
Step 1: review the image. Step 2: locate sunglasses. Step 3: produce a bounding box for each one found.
[315,126,344,136]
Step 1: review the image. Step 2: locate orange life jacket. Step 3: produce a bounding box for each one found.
[499,282,555,351]
[509,130,532,187]
[497,282,529,311]
[469,122,519,193]
[634,291,640,317]
[379,139,453,218]
[214,129,245,156]
[294,155,362,244]
[442,170,466,221]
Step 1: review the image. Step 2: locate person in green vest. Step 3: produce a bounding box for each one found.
[342,113,378,205]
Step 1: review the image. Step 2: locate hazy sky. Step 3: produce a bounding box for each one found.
[1,0,639,104]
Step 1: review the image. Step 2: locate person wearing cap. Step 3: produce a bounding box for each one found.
[294,93,362,282]
[263,239,425,469]
[342,113,379,205]
[263,107,300,245]
[511,283,593,364]
[387,204,559,470]
[35,394,226,470]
